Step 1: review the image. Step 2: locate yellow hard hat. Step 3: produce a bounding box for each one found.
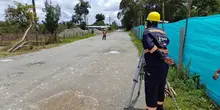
[147,11,161,22]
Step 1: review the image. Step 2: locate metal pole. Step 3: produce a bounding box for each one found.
[177,27,185,76]
[162,1,165,30]
[32,0,38,46]
[109,16,111,26]
[184,0,192,47]
[127,49,144,107]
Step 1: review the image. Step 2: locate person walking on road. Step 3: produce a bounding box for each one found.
[102,28,107,40]
[142,11,174,110]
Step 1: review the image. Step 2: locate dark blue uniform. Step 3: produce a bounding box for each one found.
[142,27,170,107]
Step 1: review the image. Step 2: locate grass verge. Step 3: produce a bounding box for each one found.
[0,33,95,58]
[128,31,142,56]
[128,31,219,110]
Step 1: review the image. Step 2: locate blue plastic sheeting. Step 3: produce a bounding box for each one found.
[132,14,220,105]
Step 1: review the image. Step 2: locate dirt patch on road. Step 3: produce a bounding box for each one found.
[29,90,99,110]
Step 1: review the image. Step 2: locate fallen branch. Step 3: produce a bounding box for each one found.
[165,80,181,110]
[165,80,177,97]
[11,42,29,52]
[7,23,33,53]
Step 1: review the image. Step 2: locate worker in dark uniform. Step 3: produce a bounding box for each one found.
[142,11,174,110]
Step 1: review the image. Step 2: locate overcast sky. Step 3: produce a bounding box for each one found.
[0,0,122,25]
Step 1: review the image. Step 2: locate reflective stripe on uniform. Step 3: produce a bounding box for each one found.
[146,106,157,110]
[148,45,158,54]
[144,46,168,54]
[157,101,164,105]
[149,29,166,35]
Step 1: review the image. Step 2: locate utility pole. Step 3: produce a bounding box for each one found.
[109,16,111,27]
[184,0,193,45]
[140,6,142,26]
[32,0,38,46]
[162,1,165,30]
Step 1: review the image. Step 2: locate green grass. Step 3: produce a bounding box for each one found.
[128,31,219,110]
[128,31,142,56]
[0,33,95,58]
[108,30,114,33]
[123,28,129,32]
[164,67,218,110]
[60,33,94,44]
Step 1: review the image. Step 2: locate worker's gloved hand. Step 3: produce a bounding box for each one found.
[213,70,219,80]
[163,57,174,65]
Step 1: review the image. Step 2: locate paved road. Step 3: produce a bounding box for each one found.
[0,31,146,110]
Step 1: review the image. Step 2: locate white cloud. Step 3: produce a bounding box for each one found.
[0,0,121,25]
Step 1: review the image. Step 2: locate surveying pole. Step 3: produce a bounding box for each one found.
[126,49,145,108]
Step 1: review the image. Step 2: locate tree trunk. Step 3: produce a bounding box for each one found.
[32,0,38,46]
[84,14,86,24]
[8,23,33,53]
[55,31,57,43]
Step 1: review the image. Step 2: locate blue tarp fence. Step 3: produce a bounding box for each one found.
[132,14,220,105]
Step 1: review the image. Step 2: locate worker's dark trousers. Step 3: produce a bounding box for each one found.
[144,64,169,109]
[102,35,106,40]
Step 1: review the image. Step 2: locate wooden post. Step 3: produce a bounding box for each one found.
[184,0,193,46]
[162,1,165,30]
[32,0,38,46]
[177,27,185,74]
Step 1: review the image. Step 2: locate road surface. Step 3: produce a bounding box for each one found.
[0,31,146,110]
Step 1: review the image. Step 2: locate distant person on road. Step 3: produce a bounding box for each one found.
[92,28,94,34]
[142,11,174,110]
[213,69,220,80]
[102,28,107,40]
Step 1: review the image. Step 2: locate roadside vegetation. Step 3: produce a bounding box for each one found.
[0,0,119,58]
[118,0,220,31]
[128,31,219,110]
[0,33,94,58]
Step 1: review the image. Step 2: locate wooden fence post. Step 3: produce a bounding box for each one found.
[177,27,185,74]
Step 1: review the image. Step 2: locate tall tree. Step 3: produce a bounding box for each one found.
[191,0,220,16]
[42,0,61,42]
[5,1,33,32]
[74,4,82,24]
[118,0,220,30]
[95,13,105,21]
[5,1,34,52]
[74,0,91,26]
[76,15,83,24]
[72,15,78,24]
[117,0,138,30]
[93,13,105,26]
[80,0,91,25]
[32,0,39,45]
